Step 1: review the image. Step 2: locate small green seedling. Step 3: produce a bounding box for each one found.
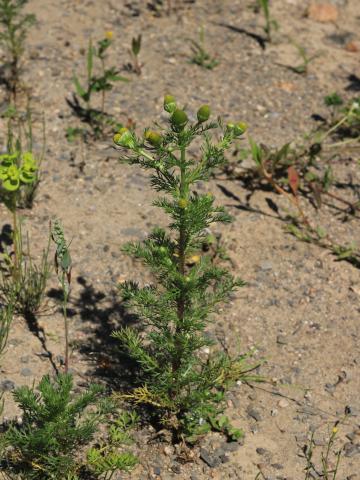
[0,374,105,479]
[0,0,36,101]
[86,409,139,479]
[131,34,142,75]
[257,0,278,42]
[70,32,128,138]
[109,411,139,445]
[324,92,343,123]
[188,26,219,70]
[51,219,72,373]
[288,41,320,75]
[208,415,244,442]
[87,448,138,479]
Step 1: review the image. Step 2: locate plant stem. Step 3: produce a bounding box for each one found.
[101,58,105,115]
[172,145,187,392]
[62,276,69,373]
[11,193,20,282]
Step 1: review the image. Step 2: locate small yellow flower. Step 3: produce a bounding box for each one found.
[178,198,188,209]
[332,427,338,434]
[188,255,200,264]
[105,31,113,40]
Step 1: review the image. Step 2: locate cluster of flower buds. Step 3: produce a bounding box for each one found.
[0,152,38,192]
[164,94,212,131]
[113,95,248,151]
[113,127,136,149]
[226,121,248,137]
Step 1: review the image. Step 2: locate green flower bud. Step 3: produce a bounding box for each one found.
[113,127,135,149]
[145,130,163,147]
[226,123,235,132]
[164,94,176,113]
[171,109,188,131]
[197,105,211,123]
[233,122,248,136]
[178,198,188,209]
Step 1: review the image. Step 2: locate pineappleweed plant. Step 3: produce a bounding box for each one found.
[112,95,252,441]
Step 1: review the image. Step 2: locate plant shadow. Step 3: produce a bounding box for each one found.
[217,22,266,50]
[50,275,141,390]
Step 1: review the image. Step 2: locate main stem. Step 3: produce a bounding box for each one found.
[172,144,187,387]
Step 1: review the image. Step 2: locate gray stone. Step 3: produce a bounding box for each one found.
[344,444,360,458]
[153,466,161,475]
[223,441,241,452]
[276,335,288,345]
[20,368,33,377]
[247,406,263,422]
[200,448,220,468]
[259,261,273,271]
[0,380,15,391]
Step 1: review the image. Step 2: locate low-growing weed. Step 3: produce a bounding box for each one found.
[86,448,138,479]
[302,411,349,480]
[86,409,139,478]
[0,0,36,101]
[220,112,360,267]
[322,94,360,143]
[286,41,320,75]
[0,373,105,479]
[111,95,260,442]
[188,26,219,70]
[0,149,51,315]
[69,33,128,140]
[109,410,139,445]
[4,99,46,209]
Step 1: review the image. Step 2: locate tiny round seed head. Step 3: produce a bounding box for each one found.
[197,105,211,123]
[171,109,188,131]
[164,94,176,113]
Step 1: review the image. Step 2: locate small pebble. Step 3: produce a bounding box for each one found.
[278,399,289,408]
